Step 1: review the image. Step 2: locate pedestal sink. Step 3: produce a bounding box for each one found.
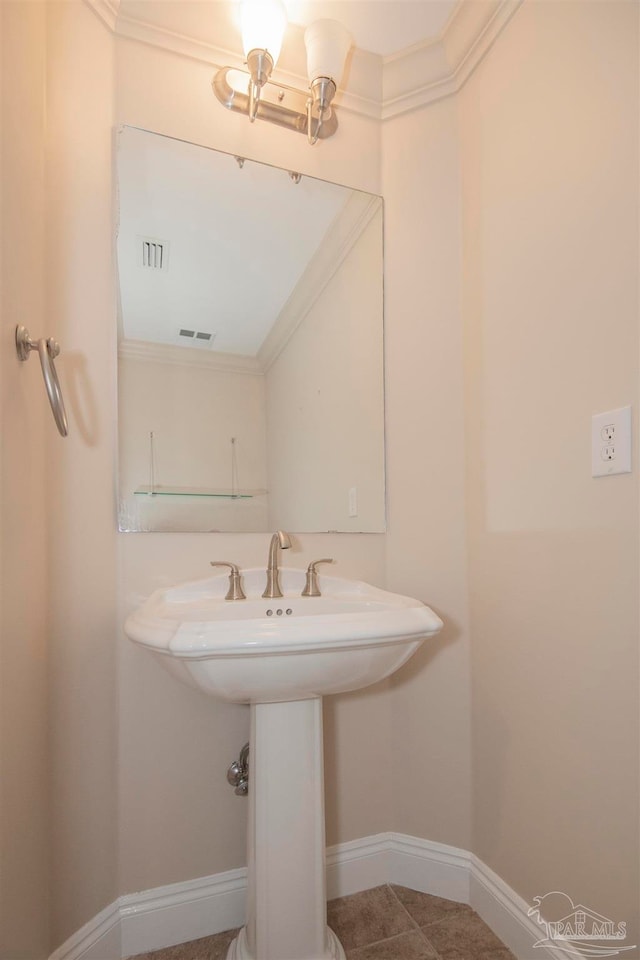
[125,567,443,960]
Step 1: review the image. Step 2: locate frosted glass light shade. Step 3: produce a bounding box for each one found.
[241,0,287,65]
[304,19,352,84]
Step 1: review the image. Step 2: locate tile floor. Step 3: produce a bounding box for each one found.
[129,884,516,959]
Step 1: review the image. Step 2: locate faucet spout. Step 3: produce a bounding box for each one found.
[262,530,291,598]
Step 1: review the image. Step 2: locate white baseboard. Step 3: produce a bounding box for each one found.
[48,901,121,960]
[389,833,471,905]
[470,857,575,960]
[120,867,247,958]
[326,833,393,899]
[49,833,555,960]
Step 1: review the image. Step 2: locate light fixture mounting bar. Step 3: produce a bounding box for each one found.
[212,67,338,139]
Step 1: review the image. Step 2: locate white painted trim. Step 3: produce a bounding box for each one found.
[389,832,471,905]
[107,1,522,122]
[470,856,576,960]
[257,193,381,372]
[48,833,557,960]
[120,867,247,958]
[48,899,121,960]
[445,0,524,93]
[326,832,394,899]
[381,0,524,119]
[118,339,263,376]
[114,13,381,122]
[82,0,121,33]
[116,12,242,74]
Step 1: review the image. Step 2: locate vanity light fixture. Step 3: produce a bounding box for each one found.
[240,0,286,122]
[212,2,353,145]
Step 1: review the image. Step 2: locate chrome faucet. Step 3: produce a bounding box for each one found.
[262,530,291,598]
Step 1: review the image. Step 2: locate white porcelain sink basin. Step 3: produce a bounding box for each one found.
[125,567,443,703]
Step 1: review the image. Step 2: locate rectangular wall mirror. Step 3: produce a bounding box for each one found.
[116,126,385,533]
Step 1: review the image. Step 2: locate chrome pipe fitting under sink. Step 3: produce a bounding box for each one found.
[227,742,249,796]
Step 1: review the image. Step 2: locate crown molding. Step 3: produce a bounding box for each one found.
[94,0,522,121]
[257,193,381,373]
[114,10,382,121]
[444,0,524,93]
[118,339,263,375]
[116,11,245,73]
[83,0,121,32]
[381,0,524,119]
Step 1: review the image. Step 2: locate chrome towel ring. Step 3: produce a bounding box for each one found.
[15,325,69,437]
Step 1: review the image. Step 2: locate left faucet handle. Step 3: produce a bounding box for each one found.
[210,562,246,601]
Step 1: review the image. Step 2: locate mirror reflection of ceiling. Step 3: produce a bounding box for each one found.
[117,127,356,357]
[117,1,458,58]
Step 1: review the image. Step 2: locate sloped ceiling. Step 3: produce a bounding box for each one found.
[117,126,368,356]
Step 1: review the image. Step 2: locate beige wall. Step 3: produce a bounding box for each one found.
[266,207,385,532]
[0,4,50,957]
[118,355,269,531]
[460,0,639,943]
[382,97,472,848]
[45,1,118,947]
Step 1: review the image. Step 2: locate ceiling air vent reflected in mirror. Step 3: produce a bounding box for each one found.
[138,236,169,271]
[178,328,216,349]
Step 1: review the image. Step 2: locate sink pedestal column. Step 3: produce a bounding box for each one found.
[227,697,345,960]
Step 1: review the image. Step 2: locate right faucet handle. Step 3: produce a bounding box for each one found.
[302,559,334,597]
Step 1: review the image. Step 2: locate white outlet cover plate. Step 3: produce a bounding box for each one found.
[591,406,632,477]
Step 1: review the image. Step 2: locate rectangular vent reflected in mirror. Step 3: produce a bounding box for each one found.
[139,236,169,271]
[178,329,216,348]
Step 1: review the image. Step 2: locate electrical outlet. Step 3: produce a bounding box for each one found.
[601,444,615,461]
[592,407,632,477]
